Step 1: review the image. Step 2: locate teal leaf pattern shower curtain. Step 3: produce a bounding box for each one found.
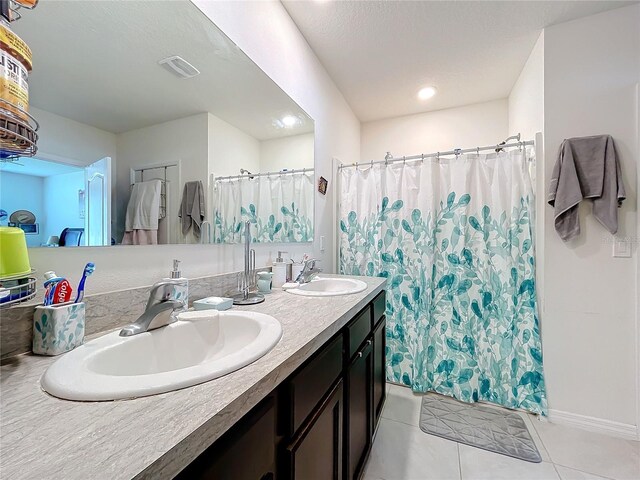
[213,172,314,243]
[339,150,547,415]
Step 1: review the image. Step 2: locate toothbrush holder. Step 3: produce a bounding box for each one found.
[32,302,85,356]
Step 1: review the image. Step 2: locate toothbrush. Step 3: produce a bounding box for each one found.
[74,262,95,303]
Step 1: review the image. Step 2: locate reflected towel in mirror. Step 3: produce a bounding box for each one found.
[123,179,162,245]
[179,180,205,239]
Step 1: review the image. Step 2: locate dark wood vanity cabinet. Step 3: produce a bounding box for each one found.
[175,290,386,480]
[346,337,373,480]
[372,316,386,427]
[282,379,344,480]
[176,396,277,480]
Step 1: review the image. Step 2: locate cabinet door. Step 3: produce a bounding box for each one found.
[283,380,344,480]
[346,339,373,480]
[176,396,276,480]
[373,317,386,429]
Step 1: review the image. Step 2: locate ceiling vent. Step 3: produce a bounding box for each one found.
[158,56,200,79]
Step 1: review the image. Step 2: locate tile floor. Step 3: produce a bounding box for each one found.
[363,384,640,480]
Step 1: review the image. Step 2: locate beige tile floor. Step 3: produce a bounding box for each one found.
[363,384,640,480]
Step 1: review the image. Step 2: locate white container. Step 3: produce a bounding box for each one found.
[273,262,287,288]
[33,302,85,355]
[272,251,288,288]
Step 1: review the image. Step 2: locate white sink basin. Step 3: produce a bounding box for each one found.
[41,311,282,401]
[286,276,367,297]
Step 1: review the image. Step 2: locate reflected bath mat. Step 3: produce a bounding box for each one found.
[419,394,541,463]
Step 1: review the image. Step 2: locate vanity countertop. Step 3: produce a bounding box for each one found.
[0,275,386,480]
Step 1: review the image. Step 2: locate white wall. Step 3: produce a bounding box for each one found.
[27,0,360,294]
[30,107,117,168]
[208,114,261,178]
[0,172,44,247]
[508,32,544,141]
[542,4,639,431]
[42,170,85,243]
[115,113,210,243]
[360,99,508,161]
[259,133,314,172]
[507,32,546,354]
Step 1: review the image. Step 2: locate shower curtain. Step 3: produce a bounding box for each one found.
[338,149,547,415]
[213,172,314,243]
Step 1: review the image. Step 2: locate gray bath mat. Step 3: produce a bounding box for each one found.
[419,394,541,463]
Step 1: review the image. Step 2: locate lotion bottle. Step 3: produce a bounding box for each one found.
[164,259,188,314]
[272,251,287,288]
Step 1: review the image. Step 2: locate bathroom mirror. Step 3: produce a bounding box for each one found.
[0,0,314,248]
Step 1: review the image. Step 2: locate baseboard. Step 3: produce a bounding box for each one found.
[547,409,639,441]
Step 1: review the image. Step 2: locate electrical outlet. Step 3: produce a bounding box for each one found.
[612,236,631,258]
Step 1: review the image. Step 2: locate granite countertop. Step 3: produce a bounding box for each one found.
[0,275,386,480]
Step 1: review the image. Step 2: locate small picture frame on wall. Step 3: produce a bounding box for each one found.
[318,176,328,195]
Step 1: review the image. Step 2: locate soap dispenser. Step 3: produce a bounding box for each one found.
[164,259,188,313]
[273,251,287,288]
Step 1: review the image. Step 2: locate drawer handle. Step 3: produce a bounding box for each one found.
[357,351,363,358]
[366,339,372,346]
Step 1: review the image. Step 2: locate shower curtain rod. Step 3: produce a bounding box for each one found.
[338,139,534,170]
[216,167,315,182]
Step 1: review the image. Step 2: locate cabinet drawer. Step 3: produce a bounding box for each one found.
[372,291,386,327]
[284,334,344,435]
[347,307,372,359]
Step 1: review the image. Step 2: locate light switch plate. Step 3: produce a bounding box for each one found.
[612,236,631,258]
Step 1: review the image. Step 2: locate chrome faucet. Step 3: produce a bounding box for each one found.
[295,258,322,284]
[119,280,186,337]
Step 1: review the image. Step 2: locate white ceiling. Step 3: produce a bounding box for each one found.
[13,0,312,139]
[282,1,636,122]
[0,157,82,177]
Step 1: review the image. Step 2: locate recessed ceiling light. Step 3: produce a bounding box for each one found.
[281,115,298,127]
[417,86,437,100]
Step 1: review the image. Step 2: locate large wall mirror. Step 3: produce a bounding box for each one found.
[0,0,314,248]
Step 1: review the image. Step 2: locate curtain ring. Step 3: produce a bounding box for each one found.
[403,156,406,165]
[421,153,424,164]
[370,160,373,168]
[476,147,480,155]
[437,152,440,162]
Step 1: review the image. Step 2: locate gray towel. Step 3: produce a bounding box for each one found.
[548,135,625,241]
[178,180,205,238]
